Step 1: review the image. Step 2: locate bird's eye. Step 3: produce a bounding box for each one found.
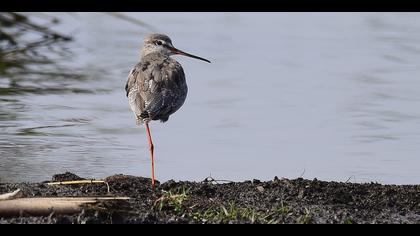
[155,41,163,46]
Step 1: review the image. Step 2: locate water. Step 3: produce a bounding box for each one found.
[1,12,420,184]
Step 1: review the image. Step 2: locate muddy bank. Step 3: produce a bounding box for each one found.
[0,173,419,224]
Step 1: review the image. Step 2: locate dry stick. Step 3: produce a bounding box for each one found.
[299,169,306,178]
[0,189,23,201]
[46,180,110,193]
[202,176,234,184]
[0,197,130,216]
[345,175,356,183]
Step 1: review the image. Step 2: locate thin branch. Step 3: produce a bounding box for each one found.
[202,176,234,184]
[299,169,306,178]
[0,197,130,216]
[47,180,110,193]
[0,189,23,201]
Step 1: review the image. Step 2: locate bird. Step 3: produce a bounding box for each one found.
[125,33,210,187]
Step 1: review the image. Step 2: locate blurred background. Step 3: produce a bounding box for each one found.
[1,12,420,184]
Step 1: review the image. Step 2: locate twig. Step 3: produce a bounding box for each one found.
[202,176,234,184]
[0,197,130,216]
[0,189,23,201]
[47,180,110,193]
[345,175,356,183]
[299,169,306,178]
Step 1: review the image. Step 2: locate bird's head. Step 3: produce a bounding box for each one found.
[141,33,211,63]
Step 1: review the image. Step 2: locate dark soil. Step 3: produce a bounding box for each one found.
[1,173,420,224]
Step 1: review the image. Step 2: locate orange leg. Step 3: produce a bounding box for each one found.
[145,122,155,188]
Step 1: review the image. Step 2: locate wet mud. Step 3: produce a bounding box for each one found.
[1,173,419,224]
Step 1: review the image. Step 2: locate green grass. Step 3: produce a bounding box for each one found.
[189,201,293,224]
[343,218,355,224]
[296,208,313,224]
[152,187,313,224]
[154,187,190,214]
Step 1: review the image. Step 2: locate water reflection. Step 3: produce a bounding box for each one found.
[348,14,420,147]
[1,13,420,184]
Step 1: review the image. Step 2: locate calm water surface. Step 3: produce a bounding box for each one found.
[1,13,420,184]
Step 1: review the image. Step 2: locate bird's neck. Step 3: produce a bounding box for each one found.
[140,51,170,61]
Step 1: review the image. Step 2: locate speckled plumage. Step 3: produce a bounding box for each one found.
[124,33,209,187]
[125,34,209,126]
[125,53,187,125]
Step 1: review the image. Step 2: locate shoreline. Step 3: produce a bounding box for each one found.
[0,172,419,224]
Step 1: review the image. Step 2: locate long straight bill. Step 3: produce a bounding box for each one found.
[171,47,211,63]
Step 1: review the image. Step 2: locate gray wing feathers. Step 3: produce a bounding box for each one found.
[125,55,187,123]
[145,89,182,117]
[126,68,145,124]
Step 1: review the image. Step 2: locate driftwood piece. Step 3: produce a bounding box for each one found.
[0,197,130,216]
[0,189,23,201]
